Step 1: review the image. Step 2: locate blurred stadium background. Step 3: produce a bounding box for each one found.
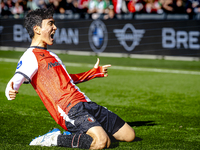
[0,0,200,61]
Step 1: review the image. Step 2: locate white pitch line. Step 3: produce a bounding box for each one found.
[0,58,19,63]
[110,66,200,75]
[1,58,200,75]
[64,62,200,75]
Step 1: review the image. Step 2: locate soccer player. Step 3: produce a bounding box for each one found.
[5,6,135,149]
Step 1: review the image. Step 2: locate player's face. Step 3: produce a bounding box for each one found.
[40,17,57,46]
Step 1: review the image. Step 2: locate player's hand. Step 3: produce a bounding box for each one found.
[94,58,111,77]
[9,82,18,100]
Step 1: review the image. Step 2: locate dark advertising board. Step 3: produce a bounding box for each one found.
[0,19,200,57]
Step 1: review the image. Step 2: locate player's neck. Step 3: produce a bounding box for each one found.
[30,37,47,49]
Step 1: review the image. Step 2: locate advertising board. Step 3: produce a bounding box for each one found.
[0,19,199,57]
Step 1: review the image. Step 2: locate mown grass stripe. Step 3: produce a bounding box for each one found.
[1,57,200,75]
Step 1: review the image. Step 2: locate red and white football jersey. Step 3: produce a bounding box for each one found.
[5,46,104,130]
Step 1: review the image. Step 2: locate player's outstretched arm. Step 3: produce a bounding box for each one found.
[69,58,111,84]
[94,58,111,77]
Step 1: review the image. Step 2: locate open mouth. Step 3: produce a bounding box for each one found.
[51,33,55,39]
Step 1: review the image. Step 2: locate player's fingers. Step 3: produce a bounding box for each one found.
[9,92,17,100]
[102,65,111,77]
[10,97,16,100]
[10,82,19,93]
[9,82,18,100]
[103,64,111,68]
[10,89,19,94]
[103,65,111,72]
[9,91,18,99]
[104,74,108,77]
[10,81,14,90]
[94,58,100,68]
[10,89,18,93]
[9,94,16,99]
[103,69,108,77]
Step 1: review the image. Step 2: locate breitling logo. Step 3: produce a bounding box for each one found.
[113,24,145,51]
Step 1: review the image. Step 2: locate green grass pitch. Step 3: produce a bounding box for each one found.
[0,51,200,149]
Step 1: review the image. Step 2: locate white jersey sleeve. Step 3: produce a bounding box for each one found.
[15,48,38,82]
[5,48,38,100]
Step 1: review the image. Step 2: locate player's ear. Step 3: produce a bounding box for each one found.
[33,25,41,35]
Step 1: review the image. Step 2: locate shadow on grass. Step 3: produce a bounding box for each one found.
[127,121,156,127]
[109,136,143,149]
[121,121,157,144]
[108,122,150,148]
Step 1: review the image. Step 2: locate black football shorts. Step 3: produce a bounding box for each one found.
[65,102,125,136]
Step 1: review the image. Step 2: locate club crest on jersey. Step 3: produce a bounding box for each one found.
[17,60,22,69]
[48,61,61,70]
[87,116,95,123]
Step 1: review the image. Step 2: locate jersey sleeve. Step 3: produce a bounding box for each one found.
[15,49,38,83]
[69,66,104,84]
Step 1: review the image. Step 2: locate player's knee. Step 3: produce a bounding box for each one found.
[125,129,135,142]
[91,135,110,149]
[96,138,107,149]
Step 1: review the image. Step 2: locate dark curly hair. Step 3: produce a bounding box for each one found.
[24,6,54,39]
